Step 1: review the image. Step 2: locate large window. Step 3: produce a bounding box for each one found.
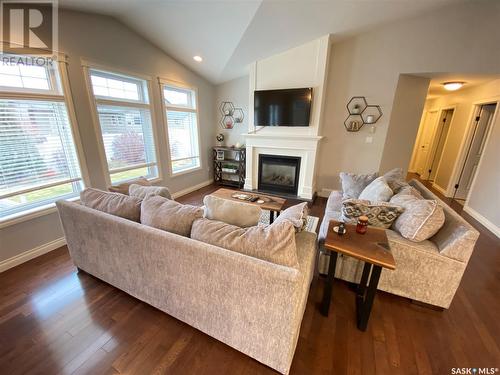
[88,68,158,184]
[161,82,201,175]
[0,56,84,220]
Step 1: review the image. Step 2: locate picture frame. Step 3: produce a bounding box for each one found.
[216,150,225,160]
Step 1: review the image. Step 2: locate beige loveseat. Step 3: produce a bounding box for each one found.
[318,179,479,309]
[56,200,317,374]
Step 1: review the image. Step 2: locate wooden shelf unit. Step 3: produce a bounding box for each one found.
[213,147,246,188]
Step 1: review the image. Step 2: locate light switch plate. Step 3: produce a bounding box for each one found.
[365,136,373,143]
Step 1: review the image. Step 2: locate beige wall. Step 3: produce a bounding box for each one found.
[0,9,215,265]
[317,0,500,190]
[379,75,430,173]
[214,75,249,147]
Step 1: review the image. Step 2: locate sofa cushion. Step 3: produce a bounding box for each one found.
[191,218,298,268]
[80,188,142,222]
[274,202,309,232]
[129,184,171,200]
[390,193,445,242]
[203,195,261,228]
[397,185,423,199]
[341,199,404,228]
[382,168,409,192]
[339,171,378,199]
[141,196,203,237]
[358,176,393,202]
[108,177,151,195]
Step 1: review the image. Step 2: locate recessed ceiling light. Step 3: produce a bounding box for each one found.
[193,55,203,62]
[443,82,465,91]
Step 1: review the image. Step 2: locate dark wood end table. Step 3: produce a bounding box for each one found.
[320,220,395,331]
[210,188,286,223]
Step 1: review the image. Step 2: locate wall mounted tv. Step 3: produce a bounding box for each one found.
[254,87,312,127]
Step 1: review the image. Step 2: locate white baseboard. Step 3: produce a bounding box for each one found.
[171,179,213,199]
[0,237,66,273]
[318,188,333,198]
[463,205,500,238]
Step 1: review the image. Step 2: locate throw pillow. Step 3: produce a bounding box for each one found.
[383,168,408,192]
[191,218,298,268]
[358,176,393,202]
[108,177,151,195]
[341,199,404,229]
[129,184,171,200]
[390,194,445,242]
[203,195,261,228]
[395,185,423,199]
[80,188,142,222]
[273,202,309,232]
[339,171,378,199]
[141,196,203,237]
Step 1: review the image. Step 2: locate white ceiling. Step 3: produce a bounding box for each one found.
[60,0,466,84]
[417,73,500,98]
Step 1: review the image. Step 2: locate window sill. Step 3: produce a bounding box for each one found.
[170,165,203,178]
[0,197,80,229]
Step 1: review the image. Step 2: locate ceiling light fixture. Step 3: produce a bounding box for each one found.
[443,82,465,91]
[193,55,203,62]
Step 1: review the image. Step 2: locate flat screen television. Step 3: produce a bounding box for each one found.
[254,88,312,127]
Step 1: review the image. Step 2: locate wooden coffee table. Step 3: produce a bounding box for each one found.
[320,220,395,331]
[210,188,286,223]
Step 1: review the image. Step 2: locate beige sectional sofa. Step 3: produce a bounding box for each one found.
[318,179,479,309]
[57,200,317,374]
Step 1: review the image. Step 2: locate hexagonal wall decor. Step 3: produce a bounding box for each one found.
[233,108,244,123]
[347,96,367,115]
[361,105,382,124]
[219,101,235,116]
[220,114,234,129]
[345,97,383,132]
[344,114,363,132]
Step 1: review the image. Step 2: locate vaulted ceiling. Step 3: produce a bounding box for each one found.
[60,0,466,84]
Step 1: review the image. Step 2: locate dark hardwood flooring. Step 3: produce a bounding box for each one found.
[1,183,499,374]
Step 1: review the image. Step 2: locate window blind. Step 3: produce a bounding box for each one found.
[163,84,200,174]
[89,69,158,184]
[0,98,83,218]
[96,105,157,183]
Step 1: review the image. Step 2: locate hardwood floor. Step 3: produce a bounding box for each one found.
[1,184,499,374]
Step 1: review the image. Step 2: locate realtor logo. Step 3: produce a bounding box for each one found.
[1,0,58,55]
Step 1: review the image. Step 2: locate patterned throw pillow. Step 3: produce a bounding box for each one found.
[341,199,404,229]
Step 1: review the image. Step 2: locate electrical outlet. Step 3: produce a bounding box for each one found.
[365,136,373,144]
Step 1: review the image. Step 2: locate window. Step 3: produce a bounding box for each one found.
[88,69,158,184]
[162,82,200,174]
[0,57,84,220]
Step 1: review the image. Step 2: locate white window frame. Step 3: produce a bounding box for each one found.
[0,53,90,228]
[82,60,162,186]
[159,78,202,177]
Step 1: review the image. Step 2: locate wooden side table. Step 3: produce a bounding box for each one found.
[320,220,395,331]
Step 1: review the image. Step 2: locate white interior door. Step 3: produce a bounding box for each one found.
[455,104,497,200]
[415,110,438,177]
[429,109,453,181]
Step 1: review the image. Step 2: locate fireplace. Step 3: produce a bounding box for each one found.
[258,154,301,195]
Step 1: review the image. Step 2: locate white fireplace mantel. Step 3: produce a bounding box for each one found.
[243,133,324,199]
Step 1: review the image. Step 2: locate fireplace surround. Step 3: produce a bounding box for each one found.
[258,154,301,195]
